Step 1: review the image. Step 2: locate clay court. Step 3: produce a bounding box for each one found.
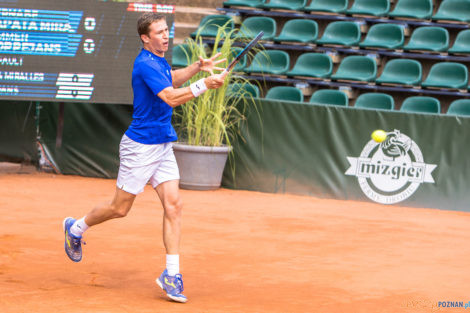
[1,171,470,313]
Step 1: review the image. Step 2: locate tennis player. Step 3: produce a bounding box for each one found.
[62,12,227,303]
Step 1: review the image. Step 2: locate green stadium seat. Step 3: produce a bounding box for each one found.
[274,19,318,44]
[261,0,307,10]
[309,89,349,106]
[433,0,470,23]
[286,53,333,78]
[389,0,433,19]
[316,21,361,47]
[404,27,449,52]
[265,86,304,102]
[421,62,469,90]
[245,50,290,75]
[302,0,348,13]
[223,0,265,8]
[347,0,390,17]
[359,23,404,49]
[172,44,191,68]
[354,93,395,110]
[447,99,470,116]
[190,15,234,38]
[236,16,277,40]
[376,59,422,86]
[400,96,440,113]
[449,30,470,55]
[331,56,377,82]
[227,82,260,98]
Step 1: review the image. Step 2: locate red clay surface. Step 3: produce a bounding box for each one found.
[1,172,470,313]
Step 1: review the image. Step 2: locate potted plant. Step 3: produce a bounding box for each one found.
[173,23,260,190]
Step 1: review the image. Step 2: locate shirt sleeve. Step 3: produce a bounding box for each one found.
[139,61,172,96]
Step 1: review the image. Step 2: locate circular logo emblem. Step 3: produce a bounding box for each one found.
[346,130,436,204]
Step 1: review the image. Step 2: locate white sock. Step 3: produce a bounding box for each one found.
[70,217,89,237]
[166,254,180,276]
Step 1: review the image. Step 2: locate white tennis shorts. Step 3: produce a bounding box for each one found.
[116,134,180,195]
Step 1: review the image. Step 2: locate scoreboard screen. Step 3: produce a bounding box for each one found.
[0,0,175,104]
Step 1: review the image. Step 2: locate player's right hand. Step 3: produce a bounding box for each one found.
[204,71,228,89]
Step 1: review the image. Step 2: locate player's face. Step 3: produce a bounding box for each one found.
[141,19,169,57]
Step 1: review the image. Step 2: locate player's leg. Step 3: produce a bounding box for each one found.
[63,134,153,262]
[151,143,186,302]
[84,187,136,226]
[156,179,182,255]
[63,187,136,262]
[154,179,187,303]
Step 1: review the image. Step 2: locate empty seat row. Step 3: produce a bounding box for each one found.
[333,57,467,90]
[241,50,469,90]
[258,86,470,115]
[193,16,470,54]
[317,22,469,53]
[387,96,470,115]
[237,86,349,105]
[323,22,467,53]
[173,45,470,90]
[223,0,470,22]
[263,87,387,108]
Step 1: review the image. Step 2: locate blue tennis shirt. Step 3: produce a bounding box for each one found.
[125,48,177,144]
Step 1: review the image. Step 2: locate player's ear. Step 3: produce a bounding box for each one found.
[141,34,150,44]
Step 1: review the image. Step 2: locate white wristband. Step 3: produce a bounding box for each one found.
[190,78,208,97]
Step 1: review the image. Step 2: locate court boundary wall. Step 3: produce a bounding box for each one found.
[1,99,468,211]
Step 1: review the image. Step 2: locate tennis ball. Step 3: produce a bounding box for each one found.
[371,130,387,143]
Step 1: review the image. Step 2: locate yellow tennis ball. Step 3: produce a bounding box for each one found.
[371,130,387,143]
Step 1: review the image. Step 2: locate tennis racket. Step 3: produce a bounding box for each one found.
[225,31,264,73]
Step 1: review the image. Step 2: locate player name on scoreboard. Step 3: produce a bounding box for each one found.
[0,8,39,18]
[0,70,94,100]
[0,21,76,33]
[0,71,43,81]
[0,8,82,56]
[0,56,23,66]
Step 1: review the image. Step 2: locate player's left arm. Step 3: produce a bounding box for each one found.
[171,53,226,88]
[158,72,227,107]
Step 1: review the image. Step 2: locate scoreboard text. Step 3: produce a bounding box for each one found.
[0,0,175,104]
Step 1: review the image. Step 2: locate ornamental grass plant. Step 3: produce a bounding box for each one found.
[174,22,261,147]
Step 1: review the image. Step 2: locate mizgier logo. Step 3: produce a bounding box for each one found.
[345,130,437,204]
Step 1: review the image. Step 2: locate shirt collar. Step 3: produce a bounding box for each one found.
[142,48,165,60]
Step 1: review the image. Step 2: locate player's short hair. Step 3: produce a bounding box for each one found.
[137,13,166,37]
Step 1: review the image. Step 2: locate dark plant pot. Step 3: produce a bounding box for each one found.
[173,143,232,190]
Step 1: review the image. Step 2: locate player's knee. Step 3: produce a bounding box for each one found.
[164,198,183,220]
[110,203,129,218]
